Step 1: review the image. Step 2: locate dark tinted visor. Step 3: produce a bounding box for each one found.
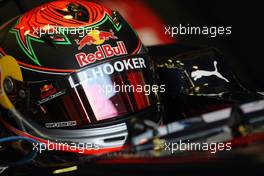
[24,55,156,129]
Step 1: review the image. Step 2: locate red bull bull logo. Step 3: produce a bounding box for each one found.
[40,84,57,99]
[75,41,128,68]
[75,29,118,50]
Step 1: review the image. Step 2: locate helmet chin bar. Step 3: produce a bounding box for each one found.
[8,107,129,148]
[3,84,129,148]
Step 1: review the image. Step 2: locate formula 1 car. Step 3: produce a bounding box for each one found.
[0,44,264,176]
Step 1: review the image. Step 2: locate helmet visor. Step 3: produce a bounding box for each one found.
[19,55,156,129]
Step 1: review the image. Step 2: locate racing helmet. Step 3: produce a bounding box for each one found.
[0,0,162,152]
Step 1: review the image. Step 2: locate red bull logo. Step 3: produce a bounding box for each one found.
[75,29,118,50]
[75,41,128,68]
[40,84,57,99]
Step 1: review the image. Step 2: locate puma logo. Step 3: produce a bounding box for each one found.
[191,61,229,82]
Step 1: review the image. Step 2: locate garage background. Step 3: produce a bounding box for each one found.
[0,0,261,91]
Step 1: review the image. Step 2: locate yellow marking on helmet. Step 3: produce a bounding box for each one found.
[0,55,23,110]
[89,30,105,45]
